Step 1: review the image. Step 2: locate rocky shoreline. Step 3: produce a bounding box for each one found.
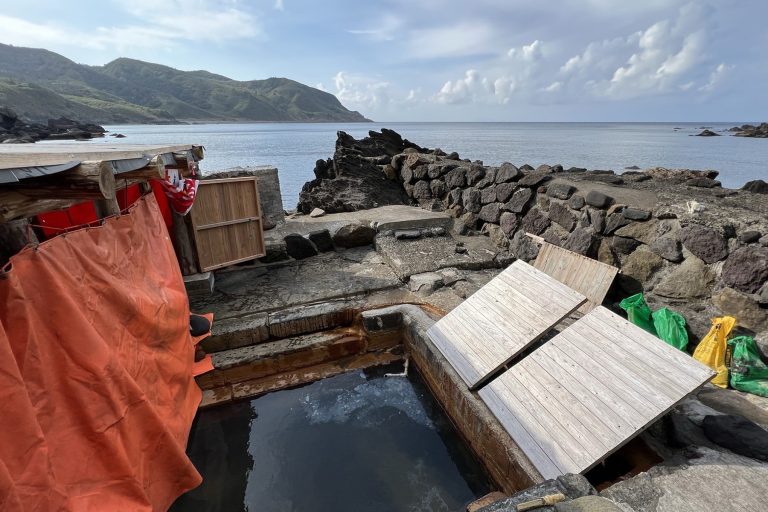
[0,107,105,143]
[298,129,768,346]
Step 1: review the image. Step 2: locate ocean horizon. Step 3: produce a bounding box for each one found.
[100,122,768,209]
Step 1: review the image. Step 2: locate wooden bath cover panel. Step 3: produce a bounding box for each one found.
[533,241,619,314]
[427,260,587,390]
[479,306,716,480]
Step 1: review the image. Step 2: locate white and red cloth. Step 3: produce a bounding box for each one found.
[160,165,199,215]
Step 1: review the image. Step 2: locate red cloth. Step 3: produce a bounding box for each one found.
[0,195,202,511]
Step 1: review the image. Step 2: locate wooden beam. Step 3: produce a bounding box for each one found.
[171,209,200,275]
[114,155,165,180]
[0,218,38,266]
[3,161,116,200]
[0,191,79,223]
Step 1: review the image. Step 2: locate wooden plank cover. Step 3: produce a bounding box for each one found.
[190,177,265,271]
[0,143,202,170]
[479,306,716,479]
[427,260,587,390]
[533,241,619,313]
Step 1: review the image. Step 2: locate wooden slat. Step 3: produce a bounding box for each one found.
[479,306,716,479]
[190,177,265,271]
[427,260,587,389]
[533,241,619,313]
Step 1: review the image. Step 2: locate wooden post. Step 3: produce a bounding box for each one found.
[0,218,38,267]
[171,209,200,275]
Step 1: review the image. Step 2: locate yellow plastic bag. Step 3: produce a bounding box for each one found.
[692,316,737,388]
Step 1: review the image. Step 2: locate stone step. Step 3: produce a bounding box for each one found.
[196,328,366,389]
[201,300,359,353]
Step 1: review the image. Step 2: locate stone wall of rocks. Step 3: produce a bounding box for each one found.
[388,149,768,344]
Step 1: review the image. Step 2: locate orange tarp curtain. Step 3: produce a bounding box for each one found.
[0,195,202,511]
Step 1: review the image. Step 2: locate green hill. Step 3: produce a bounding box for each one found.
[0,44,370,124]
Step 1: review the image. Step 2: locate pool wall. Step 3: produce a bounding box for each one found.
[361,304,544,494]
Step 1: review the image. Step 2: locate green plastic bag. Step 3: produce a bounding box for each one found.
[619,293,657,335]
[728,336,768,397]
[651,308,689,351]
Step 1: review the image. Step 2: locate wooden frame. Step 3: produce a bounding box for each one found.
[190,177,266,272]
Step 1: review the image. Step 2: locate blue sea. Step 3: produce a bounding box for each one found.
[101,122,767,209]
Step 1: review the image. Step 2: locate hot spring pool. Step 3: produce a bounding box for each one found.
[172,363,493,511]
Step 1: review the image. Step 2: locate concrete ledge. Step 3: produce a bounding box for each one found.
[184,272,214,296]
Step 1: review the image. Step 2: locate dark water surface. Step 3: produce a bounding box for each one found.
[101,122,768,208]
[172,366,492,512]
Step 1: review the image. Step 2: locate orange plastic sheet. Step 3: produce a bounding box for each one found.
[0,195,202,511]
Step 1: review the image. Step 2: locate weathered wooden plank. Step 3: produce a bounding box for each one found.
[190,177,265,272]
[0,143,202,169]
[480,306,716,478]
[427,260,586,389]
[533,242,619,313]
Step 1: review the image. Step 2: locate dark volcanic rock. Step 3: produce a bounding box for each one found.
[738,231,762,244]
[722,247,768,293]
[687,177,722,188]
[650,236,683,262]
[730,123,768,138]
[412,180,432,199]
[284,233,318,259]
[445,167,468,188]
[308,229,334,252]
[742,180,768,194]
[604,213,631,235]
[481,187,497,204]
[622,207,652,221]
[495,163,522,183]
[478,202,504,223]
[564,228,600,257]
[547,183,576,200]
[696,129,721,137]
[585,190,613,209]
[467,165,486,186]
[297,130,424,213]
[430,179,447,198]
[703,415,768,461]
[462,188,482,213]
[506,188,533,213]
[612,236,642,254]
[499,212,519,235]
[680,224,729,263]
[549,202,577,231]
[495,182,517,202]
[518,172,552,188]
[509,230,539,262]
[568,194,585,210]
[522,207,551,235]
[332,224,376,248]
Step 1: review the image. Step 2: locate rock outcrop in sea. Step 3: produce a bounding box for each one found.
[0,107,105,143]
[299,129,768,344]
[729,123,768,138]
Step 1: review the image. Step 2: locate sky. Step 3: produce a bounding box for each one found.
[0,0,765,122]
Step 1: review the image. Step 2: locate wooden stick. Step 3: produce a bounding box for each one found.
[516,493,566,511]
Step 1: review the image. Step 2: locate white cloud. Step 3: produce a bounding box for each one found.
[274,0,284,11]
[0,1,260,53]
[699,63,730,92]
[331,71,393,111]
[406,21,498,59]
[348,15,402,42]
[436,40,544,104]
[436,70,492,104]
